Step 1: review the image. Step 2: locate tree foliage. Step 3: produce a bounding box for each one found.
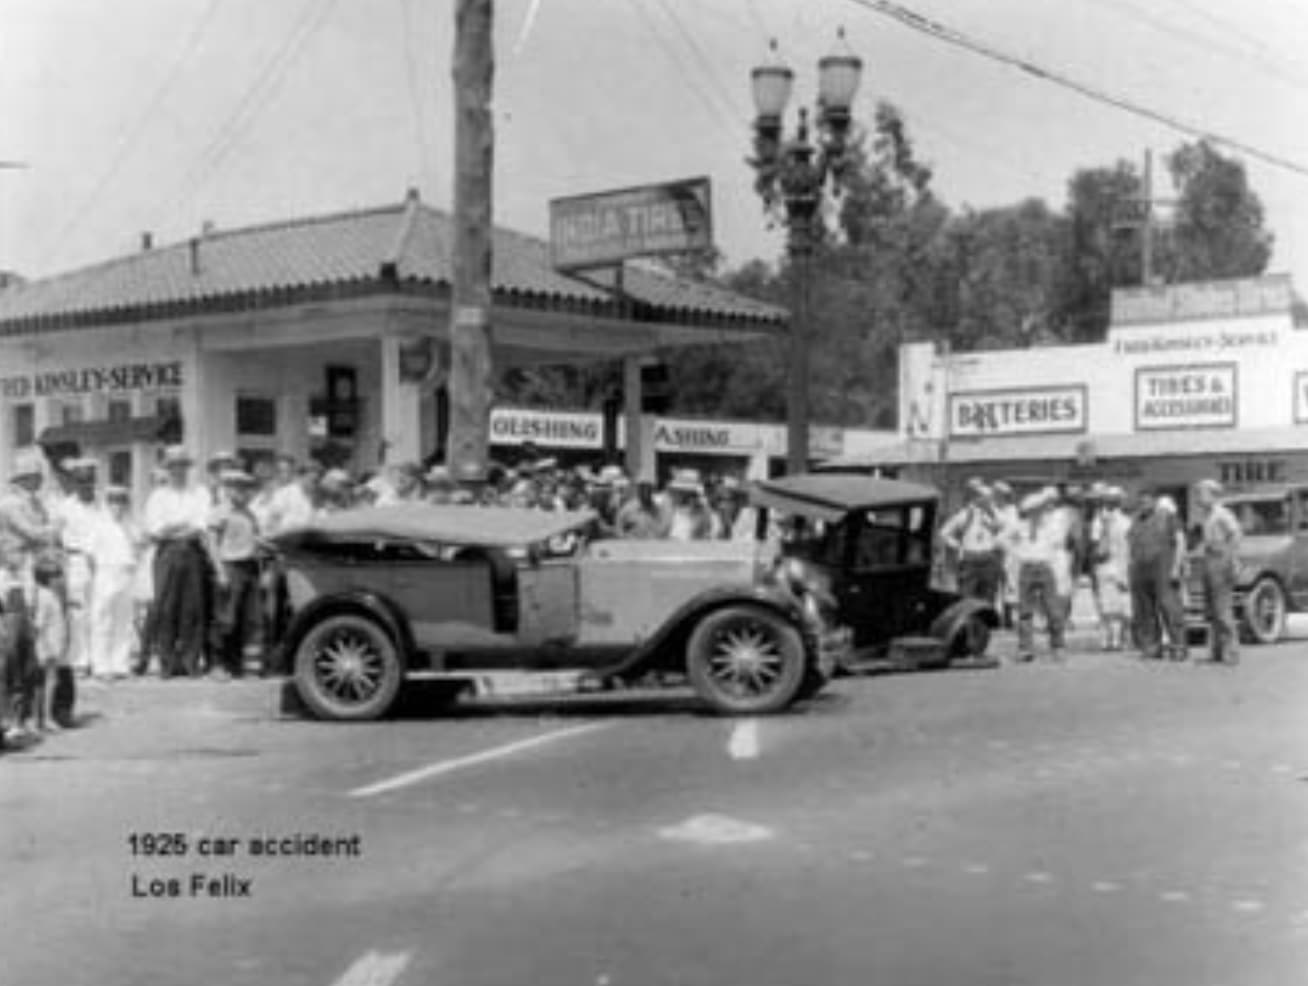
[498,120,1275,430]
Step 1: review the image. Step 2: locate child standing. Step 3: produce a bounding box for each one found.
[208,470,263,679]
[29,560,69,733]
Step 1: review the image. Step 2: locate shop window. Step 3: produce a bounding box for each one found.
[107,399,132,423]
[236,395,277,437]
[1296,491,1308,531]
[59,401,84,425]
[12,403,34,447]
[109,451,131,487]
[155,395,183,443]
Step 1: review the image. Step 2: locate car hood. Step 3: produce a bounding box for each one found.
[272,503,596,549]
[1235,534,1293,571]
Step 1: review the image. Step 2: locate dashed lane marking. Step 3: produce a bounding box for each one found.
[1023,871,1054,885]
[849,850,874,862]
[348,722,613,798]
[728,719,760,760]
[901,856,928,869]
[1231,899,1266,914]
[329,950,411,986]
[1091,881,1122,893]
[1160,890,1191,903]
[963,862,991,875]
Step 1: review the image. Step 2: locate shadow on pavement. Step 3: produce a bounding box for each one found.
[279,678,854,723]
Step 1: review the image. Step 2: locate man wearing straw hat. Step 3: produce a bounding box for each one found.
[143,446,213,677]
[1194,478,1242,665]
[1006,487,1067,662]
[941,477,1004,604]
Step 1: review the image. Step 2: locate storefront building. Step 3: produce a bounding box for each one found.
[484,406,895,482]
[856,274,1307,521]
[0,192,786,502]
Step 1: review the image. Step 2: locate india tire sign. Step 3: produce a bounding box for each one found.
[1134,363,1237,430]
[549,177,713,270]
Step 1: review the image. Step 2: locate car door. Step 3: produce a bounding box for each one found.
[1289,490,1308,608]
[837,506,935,650]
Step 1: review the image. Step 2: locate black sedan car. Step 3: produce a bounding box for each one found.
[750,474,1000,671]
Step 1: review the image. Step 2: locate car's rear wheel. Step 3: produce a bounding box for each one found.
[294,613,403,721]
[950,614,992,662]
[686,605,807,715]
[1240,577,1286,644]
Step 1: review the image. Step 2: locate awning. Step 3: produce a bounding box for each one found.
[39,415,165,447]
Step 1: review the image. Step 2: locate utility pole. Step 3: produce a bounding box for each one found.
[446,0,495,480]
[1114,149,1175,287]
[1141,149,1154,286]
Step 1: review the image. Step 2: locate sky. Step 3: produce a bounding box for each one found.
[2,0,1307,292]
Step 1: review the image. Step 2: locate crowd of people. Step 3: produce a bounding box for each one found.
[0,440,1245,747]
[939,476,1242,665]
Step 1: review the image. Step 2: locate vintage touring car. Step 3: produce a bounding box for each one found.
[272,503,847,720]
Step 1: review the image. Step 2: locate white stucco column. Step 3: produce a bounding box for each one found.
[379,335,424,464]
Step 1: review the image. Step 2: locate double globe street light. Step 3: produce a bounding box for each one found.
[748,31,863,474]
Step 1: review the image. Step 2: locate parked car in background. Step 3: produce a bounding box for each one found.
[750,474,1000,672]
[270,504,847,720]
[1186,484,1308,644]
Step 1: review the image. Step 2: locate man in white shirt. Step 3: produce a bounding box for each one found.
[266,456,316,534]
[940,478,1003,603]
[143,446,213,677]
[1006,488,1067,662]
[88,485,140,679]
[52,458,100,676]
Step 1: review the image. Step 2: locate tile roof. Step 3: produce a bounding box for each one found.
[0,195,786,334]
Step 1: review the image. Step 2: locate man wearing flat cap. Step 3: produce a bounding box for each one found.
[1194,478,1241,664]
[941,477,1004,604]
[1127,486,1187,661]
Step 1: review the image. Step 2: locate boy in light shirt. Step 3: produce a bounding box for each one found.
[208,471,264,679]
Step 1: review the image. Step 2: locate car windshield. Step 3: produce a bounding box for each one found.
[774,503,932,568]
[1225,497,1290,535]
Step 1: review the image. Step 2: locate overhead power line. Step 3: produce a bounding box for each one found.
[162,0,341,225]
[1085,0,1308,95]
[842,0,1308,180]
[36,0,226,265]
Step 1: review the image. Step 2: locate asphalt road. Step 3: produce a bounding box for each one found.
[3,635,1307,986]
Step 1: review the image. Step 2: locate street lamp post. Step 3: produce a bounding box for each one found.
[748,33,862,475]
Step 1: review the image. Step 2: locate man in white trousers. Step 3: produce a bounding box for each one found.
[52,458,99,677]
[88,486,140,680]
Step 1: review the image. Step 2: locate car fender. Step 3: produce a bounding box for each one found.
[282,590,415,668]
[616,583,810,677]
[928,597,1000,643]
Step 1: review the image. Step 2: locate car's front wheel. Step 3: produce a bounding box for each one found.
[293,613,404,721]
[1240,577,1286,645]
[686,605,807,715]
